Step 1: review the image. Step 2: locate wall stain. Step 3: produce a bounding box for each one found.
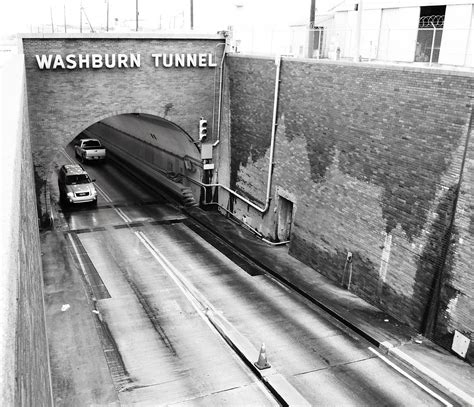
[163,103,173,118]
[414,184,457,331]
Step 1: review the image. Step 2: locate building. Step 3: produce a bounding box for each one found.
[231,1,474,69]
[315,0,474,67]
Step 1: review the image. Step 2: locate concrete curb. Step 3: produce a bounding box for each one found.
[206,309,311,407]
[388,347,474,406]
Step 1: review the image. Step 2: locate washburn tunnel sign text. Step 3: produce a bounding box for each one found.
[35,53,218,69]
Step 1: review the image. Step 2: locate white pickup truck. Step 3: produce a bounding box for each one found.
[74,138,106,163]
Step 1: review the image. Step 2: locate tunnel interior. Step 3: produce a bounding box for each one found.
[50,113,205,211]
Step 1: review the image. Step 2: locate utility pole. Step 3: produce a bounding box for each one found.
[136,0,139,31]
[80,0,83,33]
[308,0,316,58]
[190,0,194,30]
[354,0,363,61]
[50,6,55,33]
[106,0,109,32]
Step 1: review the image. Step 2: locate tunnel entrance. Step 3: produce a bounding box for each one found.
[51,113,205,215]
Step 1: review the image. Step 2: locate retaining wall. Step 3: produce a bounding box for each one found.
[223,54,474,360]
[0,55,52,406]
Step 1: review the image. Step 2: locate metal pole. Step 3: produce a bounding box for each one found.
[429,23,436,66]
[190,0,194,30]
[50,7,54,33]
[106,0,109,32]
[422,96,474,338]
[80,0,83,33]
[308,0,316,58]
[64,3,67,33]
[354,0,363,61]
[136,0,139,31]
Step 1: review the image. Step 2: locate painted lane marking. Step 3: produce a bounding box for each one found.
[61,149,76,164]
[135,231,217,312]
[67,233,92,289]
[134,231,209,316]
[115,208,132,223]
[94,183,113,203]
[134,230,308,406]
[368,347,453,407]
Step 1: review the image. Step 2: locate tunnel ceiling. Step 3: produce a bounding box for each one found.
[99,114,200,159]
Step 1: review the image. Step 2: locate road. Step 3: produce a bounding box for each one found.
[41,146,453,406]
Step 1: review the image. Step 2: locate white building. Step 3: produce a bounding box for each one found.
[230,1,474,69]
[316,0,474,68]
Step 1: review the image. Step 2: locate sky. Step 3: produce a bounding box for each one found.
[0,0,337,39]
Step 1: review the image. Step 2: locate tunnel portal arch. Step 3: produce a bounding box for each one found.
[48,112,204,214]
[21,33,225,220]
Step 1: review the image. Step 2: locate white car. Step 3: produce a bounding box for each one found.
[58,164,97,205]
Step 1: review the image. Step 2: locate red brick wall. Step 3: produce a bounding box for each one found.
[225,54,473,355]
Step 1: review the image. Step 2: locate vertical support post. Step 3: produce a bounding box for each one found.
[308,0,316,58]
[50,7,54,33]
[80,0,83,33]
[106,0,109,32]
[64,3,67,33]
[136,0,139,32]
[354,0,363,61]
[430,23,436,67]
[422,96,474,338]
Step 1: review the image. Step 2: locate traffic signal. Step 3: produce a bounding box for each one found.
[199,118,208,141]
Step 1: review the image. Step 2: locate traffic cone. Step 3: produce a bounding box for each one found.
[254,343,271,370]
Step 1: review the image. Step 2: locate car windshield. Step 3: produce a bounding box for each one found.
[82,140,101,149]
[66,174,91,185]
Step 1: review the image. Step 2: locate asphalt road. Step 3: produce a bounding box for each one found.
[41,146,450,406]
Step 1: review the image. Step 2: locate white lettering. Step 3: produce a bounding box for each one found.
[151,53,162,67]
[35,54,53,69]
[65,54,77,69]
[104,54,116,68]
[117,54,128,68]
[208,53,217,67]
[162,54,173,68]
[52,55,65,69]
[34,52,217,70]
[92,54,103,68]
[175,54,185,67]
[78,54,90,68]
[130,54,140,68]
[186,54,197,67]
[198,53,207,67]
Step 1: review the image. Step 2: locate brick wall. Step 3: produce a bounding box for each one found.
[224,55,474,356]
[21,35,224,222]
[0,56,52,406]
[15,91,53,405]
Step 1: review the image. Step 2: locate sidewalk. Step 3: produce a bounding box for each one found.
[184,206,474,406]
